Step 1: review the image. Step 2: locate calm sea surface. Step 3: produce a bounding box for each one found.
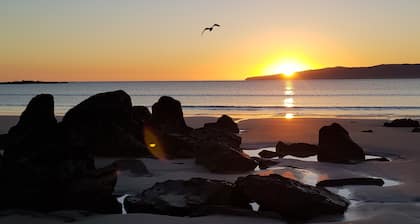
[2,79,420,119]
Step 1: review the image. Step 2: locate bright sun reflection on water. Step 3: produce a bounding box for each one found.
[285,113,295,119]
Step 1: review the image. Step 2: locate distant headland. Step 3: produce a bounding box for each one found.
[0,80,68,85]
[246,64,420,80]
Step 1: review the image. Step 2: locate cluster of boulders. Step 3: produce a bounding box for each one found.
[258,123,366,164]
[124,174,349,219]
[0,90,262,213]
[143,97,257,173]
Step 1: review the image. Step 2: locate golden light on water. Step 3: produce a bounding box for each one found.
[285,113,295,119]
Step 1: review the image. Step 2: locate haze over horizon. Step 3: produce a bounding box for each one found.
[2,0,420,81]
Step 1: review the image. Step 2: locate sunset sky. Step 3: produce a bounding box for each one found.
[1,0,420,81]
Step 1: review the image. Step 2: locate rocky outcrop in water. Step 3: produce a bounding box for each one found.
[318,123,365,163]
[234,174,349,218]
[276,141,319,158]
[384,119,420,127]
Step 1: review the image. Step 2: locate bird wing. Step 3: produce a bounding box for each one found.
[212,24,220,27]
[201,27,210,35]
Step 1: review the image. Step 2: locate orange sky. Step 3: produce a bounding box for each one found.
[1,1,420,81]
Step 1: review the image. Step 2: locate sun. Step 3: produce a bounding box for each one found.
[265,59,308,78]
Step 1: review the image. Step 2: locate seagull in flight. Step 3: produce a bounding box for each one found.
[201,24,221,35]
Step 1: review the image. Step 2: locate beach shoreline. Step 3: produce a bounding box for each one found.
[1,115,420,223]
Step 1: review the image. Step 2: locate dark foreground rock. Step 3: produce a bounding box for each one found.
[318,123,365,163]
[61,90,149,157]
[234,174,349,218]
[125,178,246,216]
[384,119,419,127]
[317,178,385,187]
[258,149,279,159]
[276,141,319,158]
[0,93,120,213]
[196,142,257,173]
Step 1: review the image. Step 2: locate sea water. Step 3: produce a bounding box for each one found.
[2,79,420,119]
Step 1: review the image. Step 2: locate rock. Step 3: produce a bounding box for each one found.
[195,142,257,173]
[125,178,245,216]
[113,159,151,177]
[132,106,151,123]
[412,127,420,132]
[203,115,239,134]
[234,174,349,218]
[317,178,385,187]
[258,149,278,158]
[61,90,149,157]
[276,141,318,158]
[0,134,7,150]
[384,119,419,127]
[361,129,373,133]
[151,96,192,134]
[192,127,241,150]
[318,123,365,163]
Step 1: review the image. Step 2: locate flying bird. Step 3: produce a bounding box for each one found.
[201,24,221,35]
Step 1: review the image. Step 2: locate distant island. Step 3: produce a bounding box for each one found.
[246,64,420,80]
[0,80,68,85]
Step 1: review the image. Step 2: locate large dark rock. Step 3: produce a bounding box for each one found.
[151,96,192,134]
[132,106,151,123]
[125,178,246,216]
[412,127,420,133]
[234,174,349,218]
[318,123,365,163]
[203,115,239,134]
[61,90,149,157]
[195,142,257,173]
[276,141,319,158]
[0,93,120,213]
[317,178,385,187]
[384,119,419,127]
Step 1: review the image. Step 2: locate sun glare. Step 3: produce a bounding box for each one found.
[265,59,308,78]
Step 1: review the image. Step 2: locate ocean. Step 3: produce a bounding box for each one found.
[2,79,420,119]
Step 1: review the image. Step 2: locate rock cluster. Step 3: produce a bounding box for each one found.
[125,174,349,219]
[384,118,419,127]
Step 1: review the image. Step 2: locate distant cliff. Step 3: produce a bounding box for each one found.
[246,64,420,80]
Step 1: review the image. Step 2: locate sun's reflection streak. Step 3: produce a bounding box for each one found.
[283,80,296,119]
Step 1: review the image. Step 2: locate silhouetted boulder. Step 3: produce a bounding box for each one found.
[151,96,192,134]
[192,126,242,150]
[113,159,150,177]
[258,149,278,158]
[196,142,257,173]
[125,178,244,216]
[276,141,319,158]
[318,123,365,163]
[132,106,151,123]
[317,178,385,187]
[61,90,149,157]
[384,119,419,127]
[0,134,7,150]
[203,115,239,134]
[234,174,349,218]
[0,93,120,213]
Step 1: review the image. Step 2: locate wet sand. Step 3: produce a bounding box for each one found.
[1,116,420,223]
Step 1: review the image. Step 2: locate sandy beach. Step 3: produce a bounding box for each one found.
[1,115,420,223]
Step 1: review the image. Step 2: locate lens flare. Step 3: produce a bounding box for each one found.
[143,125,167,160]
